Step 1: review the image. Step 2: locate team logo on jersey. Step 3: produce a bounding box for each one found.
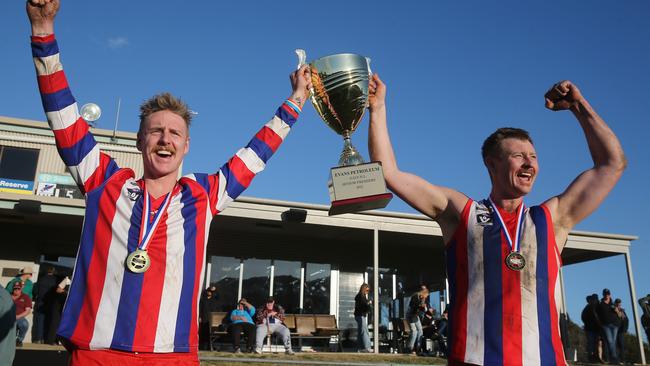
[476,204,493,226]
[127,187,142,201]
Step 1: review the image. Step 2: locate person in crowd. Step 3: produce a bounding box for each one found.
[598,288,621,363]
[228,298,256,353]
[254,297,293,355]
[406,288,428,355]
[581,293,602,363]
[11,282,32,347]
[639,294,650,345]
[0,282,16,365]
[614,298,629,364]
[46,275,70,345]
[24,0,309,364]
[5,267,34,300]
[32,266,57,343]
[436,308,448,358]
[199,286,220,350]
[354,283,372,352]
[367,68,625,365]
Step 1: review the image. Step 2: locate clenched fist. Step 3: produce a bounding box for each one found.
[26,0,59,35]
[544,80,584,111]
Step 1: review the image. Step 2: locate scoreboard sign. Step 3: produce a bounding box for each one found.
[36,173,83,200]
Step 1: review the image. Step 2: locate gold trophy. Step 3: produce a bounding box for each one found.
[296,49,392,215]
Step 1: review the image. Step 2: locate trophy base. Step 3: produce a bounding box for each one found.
[329,192,393,216]
[327,162,392,216]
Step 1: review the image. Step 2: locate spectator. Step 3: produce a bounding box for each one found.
[11,282,32,347]
[406,288,428,355]
[5,267,34,300]
[614,298,628,364]
[254,297,293,355]
[581,293,602,363]
[0,284,16,365]
[436,308,448,358]
[639,295,650,343]
[32,266,57,344]
[228,298,256,353]
[199,286,219,350]
[354,283,372,352]
[46,275,70,345]
[597,288,621,363]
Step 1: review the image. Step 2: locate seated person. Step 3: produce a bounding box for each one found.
[254,297,293,355]
[228,298,256,353]
[11,282,32,347]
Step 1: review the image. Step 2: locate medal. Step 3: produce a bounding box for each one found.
[488,198,527,271]
[505,251,526,271]
[126,249,151,273]
[125,184,175,273]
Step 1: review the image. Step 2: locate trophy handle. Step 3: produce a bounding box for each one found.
[295,49,307,70]
[365,57,373,75]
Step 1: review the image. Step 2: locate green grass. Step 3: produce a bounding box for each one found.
[198,351,445,365]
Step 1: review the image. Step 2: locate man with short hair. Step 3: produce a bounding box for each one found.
[581,294,602,363]
[368,72,625,366]
[11,282,32,347]
[5,267,34,299]
[33,266,57,343]
[25,0,310,364]
[254,297,293,355]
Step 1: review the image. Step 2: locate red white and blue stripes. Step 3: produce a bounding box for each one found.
[446,199,566,366]
[32,34,300,353]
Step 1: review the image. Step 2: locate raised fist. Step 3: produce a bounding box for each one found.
[544,80,584,111]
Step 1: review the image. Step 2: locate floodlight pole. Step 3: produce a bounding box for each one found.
[111,97,121,141]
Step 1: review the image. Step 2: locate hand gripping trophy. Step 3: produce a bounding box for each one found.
[296,49,392,215]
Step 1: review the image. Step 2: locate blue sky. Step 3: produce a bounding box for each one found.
[2,1,649,340]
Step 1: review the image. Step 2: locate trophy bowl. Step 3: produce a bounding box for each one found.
[297,50,370,166]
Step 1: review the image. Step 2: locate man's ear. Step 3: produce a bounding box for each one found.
[136,133,143,151]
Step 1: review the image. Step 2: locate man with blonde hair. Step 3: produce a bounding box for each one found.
[25,0,311,364]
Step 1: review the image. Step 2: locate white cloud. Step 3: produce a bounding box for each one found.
[107,37,129,49]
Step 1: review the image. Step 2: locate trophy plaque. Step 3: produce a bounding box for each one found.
[296,49,392,216]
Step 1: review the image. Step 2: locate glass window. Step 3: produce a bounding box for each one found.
[303,263,330,314]
[272,260,301,313]
[241,258,271,309]
[0,146,39,181]
[209,256,240,312]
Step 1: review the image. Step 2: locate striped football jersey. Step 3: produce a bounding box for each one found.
[446,199,566,366]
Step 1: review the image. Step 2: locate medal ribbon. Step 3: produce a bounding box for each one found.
[488,197,525,253]
[137,185,174,252]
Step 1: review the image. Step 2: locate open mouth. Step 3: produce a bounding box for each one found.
[155,149,174,159]
[517,171,534,182]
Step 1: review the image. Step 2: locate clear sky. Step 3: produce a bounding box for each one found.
[2,0,649,340]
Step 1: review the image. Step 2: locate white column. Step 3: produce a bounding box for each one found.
[204,261,212,289]
[299,265,305,311]
[238,260,244,300]
[373,228,379,354]
[330,269,339,319]
[269,261,275,297]
[624,250,646,365]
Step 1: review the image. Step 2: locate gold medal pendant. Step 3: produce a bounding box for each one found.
[126,249,151,273]
[505,251,526,271]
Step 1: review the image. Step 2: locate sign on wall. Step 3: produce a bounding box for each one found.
[0,178,34,195]
[36,173,83,199]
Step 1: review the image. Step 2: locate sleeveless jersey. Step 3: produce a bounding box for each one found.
[31,34,301,353]
[446,199,566,366]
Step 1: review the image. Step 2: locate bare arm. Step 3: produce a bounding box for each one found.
[17,307,32,319]
[367,74,468,237]
[542,81,626,250]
